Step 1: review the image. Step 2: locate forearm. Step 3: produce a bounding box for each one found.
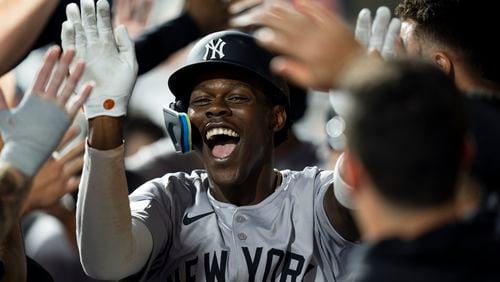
[0,163,30,242]
[135,12,201,75]
[324,154,360,242]
[0,224,27,282]
[88,116,124,150]
[0,0,59,75]
[77,136,152,280]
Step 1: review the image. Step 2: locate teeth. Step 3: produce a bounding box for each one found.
[206,127,239,140]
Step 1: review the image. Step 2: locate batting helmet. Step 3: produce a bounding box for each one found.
[168,29,291,145]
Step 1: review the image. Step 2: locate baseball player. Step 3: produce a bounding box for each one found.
[65,0,358,281]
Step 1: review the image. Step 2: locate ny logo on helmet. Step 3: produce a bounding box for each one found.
[203,38,226,60]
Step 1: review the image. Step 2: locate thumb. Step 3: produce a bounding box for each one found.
[115,25,136,63]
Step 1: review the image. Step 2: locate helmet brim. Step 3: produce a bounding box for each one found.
[168,61,289,107]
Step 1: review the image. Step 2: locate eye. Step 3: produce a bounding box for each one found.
[190,95,213,107]
[226,93,251,104]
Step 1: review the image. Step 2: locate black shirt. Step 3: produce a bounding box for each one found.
[345,211,500,282]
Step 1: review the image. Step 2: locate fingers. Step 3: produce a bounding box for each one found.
[96,0,115,44]
[32,46,61,95]
[270,57,314,89]
[63,157,84,180]
[55,125,81,152]
[66,3,87,52]
[368,49,383,60]
[261,2,301,34]
[230,5,263,27]
[254,27,291,55]
[61,21,75,51]
[355,9,371,48]
[0,87,8,110]
[59,140,85,165]
[61,144,84,185]
[229,0,263,15]
[115,25,135,62]
[295,0,336,25]
[68,82,93,116]
[369,6,391,51]
[66,176,81,193]
[113,0,129,22]
[46,49,76,98]
[381,18,402,59]
[58,59,85,106]
[231,1,296,32]
[136,0,154,25]
[81,0,100,44]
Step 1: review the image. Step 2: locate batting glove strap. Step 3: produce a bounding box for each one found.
[84,94,130,119]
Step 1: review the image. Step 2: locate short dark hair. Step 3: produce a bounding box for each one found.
[344,59,467,209]
[395,0,500,84]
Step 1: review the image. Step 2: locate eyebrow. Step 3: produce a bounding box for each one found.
[193,80,253,92]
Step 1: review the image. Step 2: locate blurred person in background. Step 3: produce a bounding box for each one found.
[338,59,500,282]
[233,2,500,280]
[0,46,92,281]
[393,0,500,210]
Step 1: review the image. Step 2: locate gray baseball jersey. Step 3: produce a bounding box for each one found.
[129,166,355,281]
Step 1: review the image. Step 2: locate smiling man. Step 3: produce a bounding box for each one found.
[68,1,358,281]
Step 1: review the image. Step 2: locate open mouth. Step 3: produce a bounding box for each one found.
[205,127,240,159]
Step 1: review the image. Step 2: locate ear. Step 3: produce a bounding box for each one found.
[433,52,453,76]
[271,105,287,132]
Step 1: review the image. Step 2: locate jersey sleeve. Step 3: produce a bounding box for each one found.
[128,172,196,280]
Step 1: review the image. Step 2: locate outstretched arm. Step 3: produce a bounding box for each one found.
[62,0,152,279]
[135,0,233,75]
[0,46,91,240]
[0,0,59,75]
[231,0,365,90]
[0,45,91,281]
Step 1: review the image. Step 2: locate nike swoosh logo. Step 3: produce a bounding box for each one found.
[183,211,215,225]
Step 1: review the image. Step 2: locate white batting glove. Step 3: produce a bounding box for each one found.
[61,0,138,119]
[355,6,401,59]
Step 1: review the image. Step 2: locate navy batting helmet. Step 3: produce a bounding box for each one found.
[168,30,291,145]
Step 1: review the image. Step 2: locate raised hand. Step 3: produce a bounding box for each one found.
[22,127,85,213]
[355,6,401,59]
[231,0,364,90]
[186,0,232,34]
[0,46,92,177]
[62,0,138,119]
[113,0,154,39]
[229,0,263,16]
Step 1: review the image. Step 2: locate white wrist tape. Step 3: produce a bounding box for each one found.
[0,95,70,176]
[333,153,357,209]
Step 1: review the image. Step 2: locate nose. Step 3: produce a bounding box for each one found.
[206,97,231,118]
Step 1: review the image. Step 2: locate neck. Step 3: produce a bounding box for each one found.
[359,195,460,242]
[208,162,278,206]
[453,62,500,95]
